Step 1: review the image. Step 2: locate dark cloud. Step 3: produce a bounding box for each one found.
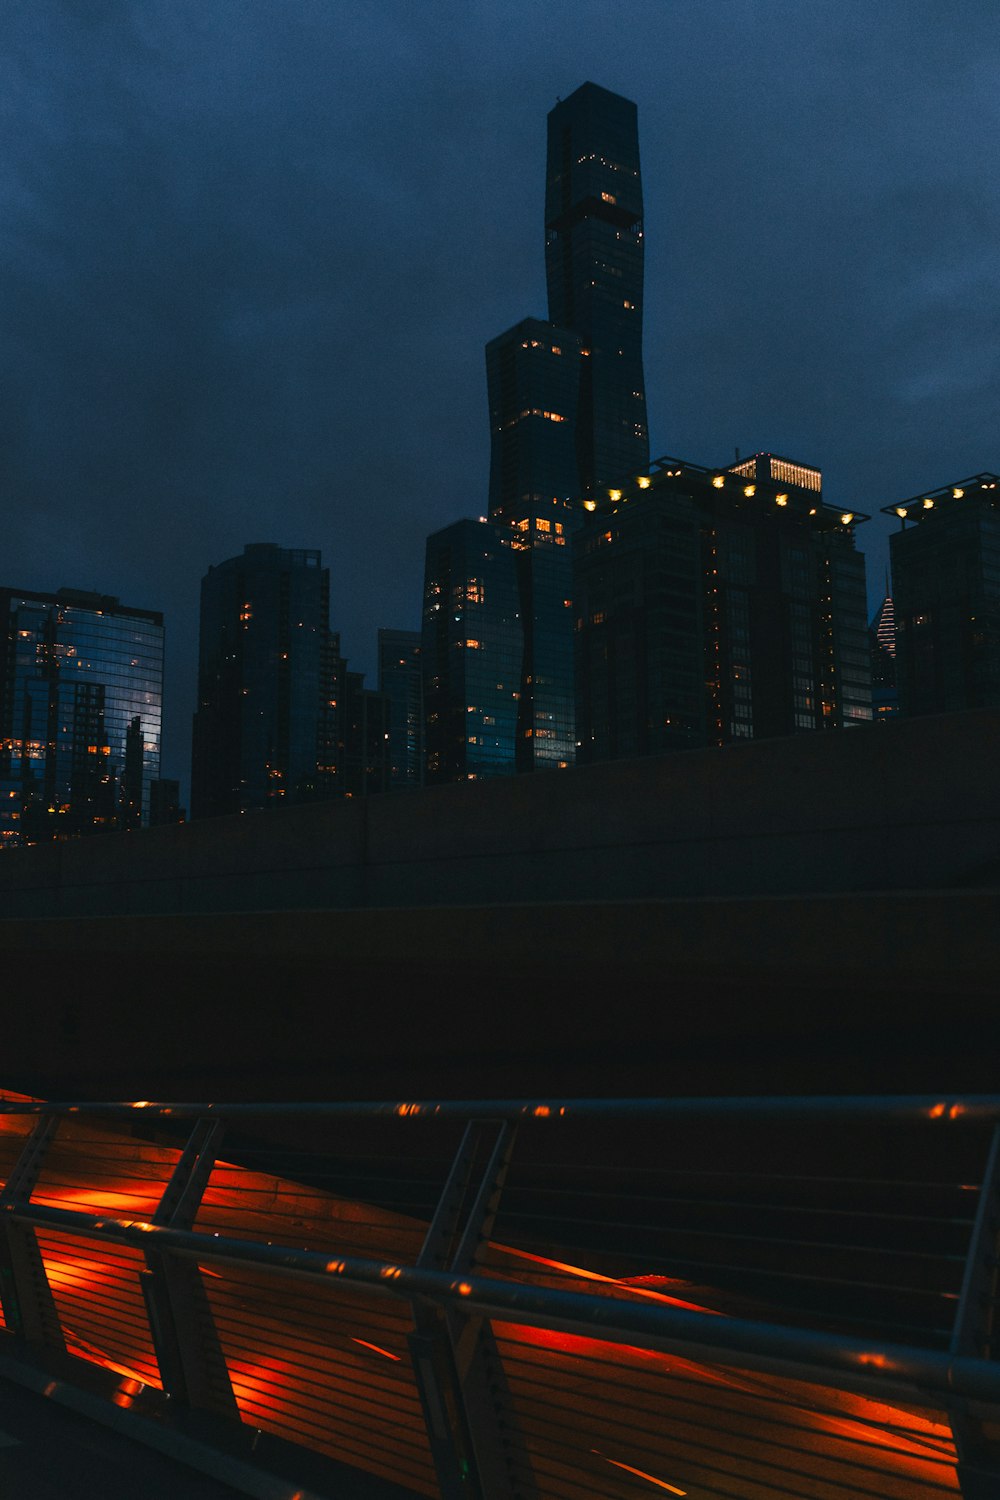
[2,1,997,795]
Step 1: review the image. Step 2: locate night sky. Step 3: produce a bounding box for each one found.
[4,2,997,797]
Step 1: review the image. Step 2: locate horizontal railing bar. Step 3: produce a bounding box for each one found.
[1,1093,999,1123]
[9,1199,1000,1408]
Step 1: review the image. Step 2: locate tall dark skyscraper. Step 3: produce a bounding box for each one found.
[471,82,649,780]
[485,318,583,525]
[0,586,163,845]
[191,544,337,816]
[545,81,649,494]
[884,473,1000,715]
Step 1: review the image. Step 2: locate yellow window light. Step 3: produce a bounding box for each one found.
[923,497,934,510]
[636,476,651,488]
[895,506,908,518]
[953,487,964,498]
[743,484,756,497]
[840,512,854,525]
[711,475,725,489]
[775,493,788,507]
[583,499,597,512]
[608,488,622,501]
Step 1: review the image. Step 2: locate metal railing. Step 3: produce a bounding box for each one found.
[1,1093,999,1499]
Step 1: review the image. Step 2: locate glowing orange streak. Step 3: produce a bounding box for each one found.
[592,1448,686,1494]
[351,1338,402,1361]
[506,1325,958,1485]
[59,1329,156,1386]
[499,1245,721,1316]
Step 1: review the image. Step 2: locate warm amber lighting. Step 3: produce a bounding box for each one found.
[608,488,622,501]
[923,497,934,509]
[351,1339,401,1361]
[583,499,597,511]
[743,484,756,497]
[711,475,724,488]
[895,506,908,518]
[592,1451,687,1495]
[775,494,788,507]
[636,476,651,488]
[953,486,964,498]
[840,512,854,525]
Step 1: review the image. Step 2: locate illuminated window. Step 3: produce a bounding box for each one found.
[601,191,617,204]
[536,518,551,532]
[465,639,480,649]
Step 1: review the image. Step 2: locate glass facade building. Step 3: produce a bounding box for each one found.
[574,454,872,763]
[468,82,651,782]
[545,81,649,494]
[0,587,163,846]
[422,520,523,783]
[884,474,1000,715]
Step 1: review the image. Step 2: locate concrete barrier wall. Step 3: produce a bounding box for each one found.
[0,891,998,1101]
[0,708,998,918]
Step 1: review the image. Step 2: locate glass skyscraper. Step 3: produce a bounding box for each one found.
[0,587,163,845]
[422,520,523,783]
[472,82,650,780]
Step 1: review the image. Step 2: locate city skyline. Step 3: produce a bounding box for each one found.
[3,3,997,799]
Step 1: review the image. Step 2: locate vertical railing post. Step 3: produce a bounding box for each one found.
[409,1119,536,1500]
[0,1114,65,1354]
[139,1116,239,1420]
[950,1123,1000,1499]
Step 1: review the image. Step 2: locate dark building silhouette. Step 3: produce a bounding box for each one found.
[444,81,651,783]
[377,629,423,788]
[192,544,388,816]
[0,587,163,845]
[884,473,1000,716]
[149,777,185,826]
[422,520,523,783]
[574,454,872,760]
[545,81,648,494]
[192,545,333,817]
[485,318,583,525]
[338,658,391,798]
